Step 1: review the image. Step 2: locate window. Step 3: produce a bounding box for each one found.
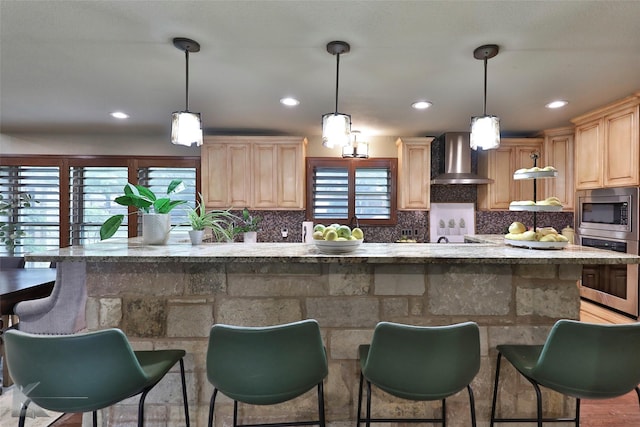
[0,156,200,254]
[306,158,397,225]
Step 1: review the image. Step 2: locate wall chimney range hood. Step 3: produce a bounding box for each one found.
[431,132,493,184]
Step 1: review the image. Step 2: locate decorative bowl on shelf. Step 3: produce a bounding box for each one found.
[313,239,363,254]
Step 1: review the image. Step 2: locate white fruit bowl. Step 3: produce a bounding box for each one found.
[313,239,363,254]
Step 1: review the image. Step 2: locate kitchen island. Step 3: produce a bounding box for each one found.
[26,236,640,427]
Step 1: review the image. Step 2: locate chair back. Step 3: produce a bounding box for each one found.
[207,319,328,405]
[14,261,87,333]
[4,328,150,413]
[0,256,25,269]
[532,319,640,399]
[362,321,480,400]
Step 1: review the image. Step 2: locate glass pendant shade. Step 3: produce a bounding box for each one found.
[342,131,369,158]
[322,113,351,148]
[171,111,203,147]
[470,115,500,150]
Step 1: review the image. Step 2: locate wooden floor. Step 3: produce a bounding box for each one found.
[48,301,640,427]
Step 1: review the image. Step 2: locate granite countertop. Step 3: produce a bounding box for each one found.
[24,233,640,265]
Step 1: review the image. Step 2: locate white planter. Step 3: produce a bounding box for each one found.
[142,213,171,245]
[189,229,205,245]
[243,231,257,244]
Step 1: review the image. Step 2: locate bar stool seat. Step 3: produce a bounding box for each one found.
[206,319,328,427]
[490,319,640,426]
[4,328,190,427]
[357,321,481,427]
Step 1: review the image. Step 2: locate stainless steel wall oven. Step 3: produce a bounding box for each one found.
[576,187,639,318]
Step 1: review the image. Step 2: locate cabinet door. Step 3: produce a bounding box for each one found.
[478,146,514,210]
[227,144,252,208]
[396,138,432,210]
[604,105,639,187]
[575,120,603,189]
[201,143,228,207]
[515,143,545,202]
[253,143,278,208]
[543,131,574,211]
[202,143,252,208]
[277,143,304,208]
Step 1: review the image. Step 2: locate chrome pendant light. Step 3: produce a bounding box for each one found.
[470,44,500,151]
[171,37,203,147]
[342,130,369,158]
[322,41,351,149]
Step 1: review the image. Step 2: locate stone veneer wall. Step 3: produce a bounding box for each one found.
[85,260,581,427]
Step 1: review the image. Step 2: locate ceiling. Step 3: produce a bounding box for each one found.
[1,0,640,139]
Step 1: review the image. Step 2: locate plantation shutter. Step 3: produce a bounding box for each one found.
[312,166,349,220]
[355,167,392,219]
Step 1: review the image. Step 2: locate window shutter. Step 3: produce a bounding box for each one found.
[0,165,60,255]
[137,167,197,227]
[355,167,391,219]
[312,167,349,220]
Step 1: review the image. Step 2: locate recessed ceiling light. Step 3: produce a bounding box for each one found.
[411,101,432,110]
[110,111,130,119]
[545,100,568,109]
[280,97,300,107]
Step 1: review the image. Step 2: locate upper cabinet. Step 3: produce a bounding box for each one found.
[572,94,640,190]
[201,136,307,209]
[396,137,433,210]
[542,127,575,211]
[477,138,544,210]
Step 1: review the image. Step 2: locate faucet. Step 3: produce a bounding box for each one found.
[350,215,360,228]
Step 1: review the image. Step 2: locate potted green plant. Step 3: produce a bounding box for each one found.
[100,180,187,245]
[0,192,37,256]
[184,194,237,245]
[234,207,261,243]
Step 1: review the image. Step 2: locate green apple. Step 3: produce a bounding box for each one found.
[330,223,341,230]
[312,231,325,240]
[323,226,336,238]
[351,227,364,240]
[325,230,338,241]
[336,237,348,241]
[337,225,351,239]
[313,224,326,233]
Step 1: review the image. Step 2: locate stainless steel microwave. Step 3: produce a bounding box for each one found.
[576,187,639,241]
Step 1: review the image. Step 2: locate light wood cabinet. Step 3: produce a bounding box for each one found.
[396,137,433,210]
[572,94,640,190]
[201,136,306,209]
[477,138,544,210]
[542,127,575,211]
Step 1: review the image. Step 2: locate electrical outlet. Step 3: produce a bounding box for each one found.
[414,229,419,237]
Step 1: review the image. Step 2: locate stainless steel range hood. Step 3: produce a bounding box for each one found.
[431,132,493,184]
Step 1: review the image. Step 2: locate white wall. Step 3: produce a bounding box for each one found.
[0,133,401,158]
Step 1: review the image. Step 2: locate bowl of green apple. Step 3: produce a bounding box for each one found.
[312,224,364,254]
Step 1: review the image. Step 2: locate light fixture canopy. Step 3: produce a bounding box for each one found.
[470,44,500,150]
[342,130,369,158]
[322,41,352,149]
[171,37,203,147]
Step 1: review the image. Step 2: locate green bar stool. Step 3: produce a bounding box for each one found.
[4,328,190,427]
[357,321,481,427]
[490,319,640,426]
[206,319,329,427]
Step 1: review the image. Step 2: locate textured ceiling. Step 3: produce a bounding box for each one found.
[1,0,639,139]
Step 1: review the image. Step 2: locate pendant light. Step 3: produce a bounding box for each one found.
[322,41,351,149]
[470,44,500,151]
[342,130,369,158]
[171,37,203,147]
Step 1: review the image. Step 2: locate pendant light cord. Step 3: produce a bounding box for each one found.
[185,50,190,111]
[483,56,488,116]
[334,53,341,114]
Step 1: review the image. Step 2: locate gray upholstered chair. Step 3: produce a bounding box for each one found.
[0,256,25,270]
[13,261,87,334]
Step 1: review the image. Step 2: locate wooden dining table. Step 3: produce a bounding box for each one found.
[0,268,56,390]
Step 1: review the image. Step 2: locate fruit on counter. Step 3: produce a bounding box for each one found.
[352,227,364,240]
[504,222,569,242]
[312,224,364,241]
[514,166,557,174]
[535,196,562,206]
[508,221,526,234]
[509,200,536,206]
[396,236,417,243]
